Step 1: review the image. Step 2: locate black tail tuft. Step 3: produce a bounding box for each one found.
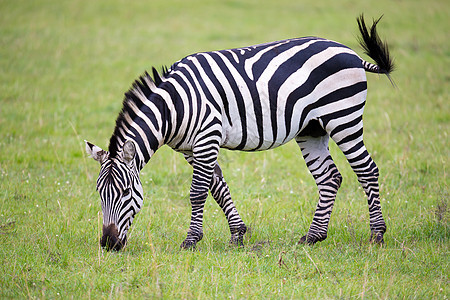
[357,14,395,75]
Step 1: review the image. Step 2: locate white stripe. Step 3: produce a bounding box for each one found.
[244,40,291,80]
[277,47,360,140]
[201,53,242,148]
[214,51,256,149]
[289,68,366,139]
[175,61,207,146]
[256,39,321,147]
[225,50,239,64]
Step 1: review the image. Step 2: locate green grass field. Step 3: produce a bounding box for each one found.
[1,0,448,298]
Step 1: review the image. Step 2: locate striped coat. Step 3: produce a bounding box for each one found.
[86,15,393,250]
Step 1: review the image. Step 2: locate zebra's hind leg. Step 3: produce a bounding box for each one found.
[330,120,387,244]
[296,130,342,245]
[184,154,247,246]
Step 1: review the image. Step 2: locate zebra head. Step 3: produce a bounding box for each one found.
[85,140,143,251]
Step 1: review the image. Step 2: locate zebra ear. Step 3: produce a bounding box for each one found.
[122,140,136,166]
[85,140,108,164]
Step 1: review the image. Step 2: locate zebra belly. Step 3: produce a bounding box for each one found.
[220,112,300,151]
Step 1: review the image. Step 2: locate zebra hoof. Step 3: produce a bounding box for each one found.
[298,233,326,245]
[180,231,203,250]
[298,235,315,245]
[229,234,244,247]
[180,239,197,250]
[298,235,307,244]
[229,225,247,247]
[370,232,385,245]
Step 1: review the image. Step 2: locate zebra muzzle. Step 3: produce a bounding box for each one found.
[101,224,126,251]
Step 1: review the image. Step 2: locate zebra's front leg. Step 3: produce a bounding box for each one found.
[180,144,219,250]
[180,175,209,250]
[296,134,342,245]
[183,154,247,246]
[210,163,247,246]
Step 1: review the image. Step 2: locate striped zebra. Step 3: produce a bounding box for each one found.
[86,15,394,251]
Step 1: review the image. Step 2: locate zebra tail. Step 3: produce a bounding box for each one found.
[357,14,395,84]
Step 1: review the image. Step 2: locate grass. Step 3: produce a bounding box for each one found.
[0,0,448,298]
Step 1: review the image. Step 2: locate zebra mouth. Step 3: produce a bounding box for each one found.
[101,224,127,251]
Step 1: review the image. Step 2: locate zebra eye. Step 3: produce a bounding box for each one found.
[123,188,131,197]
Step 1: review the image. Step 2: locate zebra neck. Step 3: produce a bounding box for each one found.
[126,111,167,171]
[109,101,169,171]
[149,82,183,149]
[108,134,158,172]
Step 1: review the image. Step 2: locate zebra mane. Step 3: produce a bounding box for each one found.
[108,66,169,158]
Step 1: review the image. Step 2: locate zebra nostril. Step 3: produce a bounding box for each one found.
[101,224,124,251]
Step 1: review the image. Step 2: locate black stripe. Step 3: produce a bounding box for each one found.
[251,38,319,81]
[329,115,362,138]
[209,52,248,149]
[196,54,233,126]
[186,55,221,113]
[269,40,336,146]
[285,53,365,136]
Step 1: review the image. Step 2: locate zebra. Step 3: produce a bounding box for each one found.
[85,15,394,251]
